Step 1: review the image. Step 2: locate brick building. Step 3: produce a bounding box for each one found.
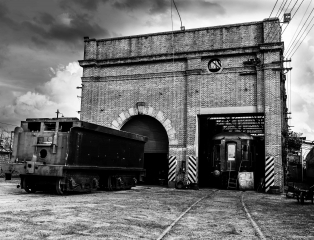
[79,18,287,190]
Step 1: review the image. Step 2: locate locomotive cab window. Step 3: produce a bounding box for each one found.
[28,122,41,132]
[59,122,73,132]
[44,122,56,131]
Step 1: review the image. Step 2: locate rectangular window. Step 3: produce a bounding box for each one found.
[44,122,56,131]
[28,122,41,132]
[227,143,236,171]
[227,144,236,161]
[59,122,73,132]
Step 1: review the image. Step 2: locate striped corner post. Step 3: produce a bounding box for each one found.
[265,156,275,192]
[168,156,177,182]
[188,156,197,184]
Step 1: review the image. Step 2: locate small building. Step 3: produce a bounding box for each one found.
[79,18,287,190]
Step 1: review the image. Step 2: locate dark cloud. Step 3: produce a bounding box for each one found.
[0,1,8,17]
[23,13,110,46]
[111,0,225,16]
[59,0,110,11]
[112,0,169,14]
[34,12,55,25]
[0,10,110,51]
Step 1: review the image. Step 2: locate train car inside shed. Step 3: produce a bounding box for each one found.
[198,114,265,190]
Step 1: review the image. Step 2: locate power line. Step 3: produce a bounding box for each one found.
[289,21,314,57]
[275,0,286,17]
[277,0,288,18]
[269,0,279,18]
[264,0,283,43]
[282,0,293,18]
[291,0,305,19]
[285,6,314,56]
[265,0,290,43]
[282,0,303,35]
[287,14,314,57]
[283,0,310,42]
[172,0,183,30]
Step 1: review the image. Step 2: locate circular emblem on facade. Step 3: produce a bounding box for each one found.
[208,59,222,73]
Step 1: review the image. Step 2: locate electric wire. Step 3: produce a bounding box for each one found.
[282,0,293,18]
[287,5,314,53]
[289,21,314,57]
[286,7,314,57]
[283,0,310,47]
[285,0,312,49]
[266,0,302,44]
[288,14,314,57]
[172,0,183,29]
[269,0,279,19]
[275,0,286,17]
[265,0,288,43]
[291,0,305,19]
[277,0,288,18]
[282,0,303,35]
[268,0,291,43]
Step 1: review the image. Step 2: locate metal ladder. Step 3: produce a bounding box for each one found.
[227,160,243,189]
[227,161,237,189]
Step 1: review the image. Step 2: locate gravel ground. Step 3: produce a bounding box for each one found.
[0,178,313,239]
[243,191,314,239]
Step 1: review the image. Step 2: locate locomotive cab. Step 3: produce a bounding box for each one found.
[211,132,255,189]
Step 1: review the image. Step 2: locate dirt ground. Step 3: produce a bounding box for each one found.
[0,179,314,239]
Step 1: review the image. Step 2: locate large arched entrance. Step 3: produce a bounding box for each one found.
[121,115,169,185]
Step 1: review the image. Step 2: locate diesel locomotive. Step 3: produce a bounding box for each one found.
[2,118,147,194]
[211,132,257,189]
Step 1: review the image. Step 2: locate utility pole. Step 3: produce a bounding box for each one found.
[56,109,60,119]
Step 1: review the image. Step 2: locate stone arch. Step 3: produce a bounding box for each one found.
[111,107,178,145]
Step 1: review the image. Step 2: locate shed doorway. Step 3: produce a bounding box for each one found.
[121,115,169,185]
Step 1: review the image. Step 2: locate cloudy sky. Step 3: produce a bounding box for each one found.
[0,0,313,140]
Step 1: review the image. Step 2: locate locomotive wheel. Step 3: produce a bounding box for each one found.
[23,178,36,193]
[55,179,65,195]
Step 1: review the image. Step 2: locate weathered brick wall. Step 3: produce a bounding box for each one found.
[92,22,263,59]
[79,18,284,188]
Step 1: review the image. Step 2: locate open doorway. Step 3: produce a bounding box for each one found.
[121,115,169,185]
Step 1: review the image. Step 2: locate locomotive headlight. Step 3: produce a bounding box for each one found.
[213,170,221,177]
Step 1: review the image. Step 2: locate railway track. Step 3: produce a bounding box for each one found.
[156,189,266,240]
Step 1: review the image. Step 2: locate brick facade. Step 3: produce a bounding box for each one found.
[79,18,286,189]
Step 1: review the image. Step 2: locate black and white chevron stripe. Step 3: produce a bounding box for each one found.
[265,156,274,192]
[168,156,177,182]
[188,156,197,183]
